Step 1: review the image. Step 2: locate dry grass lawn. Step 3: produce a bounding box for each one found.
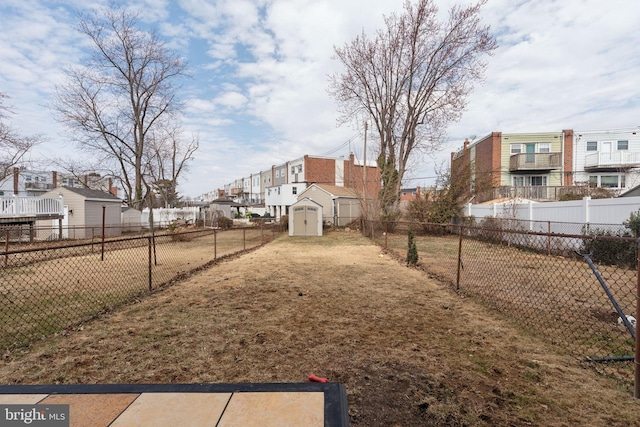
[1,231,639,426]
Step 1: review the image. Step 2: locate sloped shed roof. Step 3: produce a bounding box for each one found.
[308,184,358,198]
[61,186,121,202]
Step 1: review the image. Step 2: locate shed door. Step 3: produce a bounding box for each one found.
[293,206,318,236]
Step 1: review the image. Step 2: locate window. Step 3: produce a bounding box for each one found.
[512,175,547,186]
[601,176,620,188]
[275,170,280,178]
[589,175,625,189]
[538,143,550,153]
[291,166,296,174]
[292,187,297,195]
[281,168,285,176]
[298,165,303,173]
[586,141,597,151]
[510,144,522,155]
[529,176,546,186]
[618,140,629,150]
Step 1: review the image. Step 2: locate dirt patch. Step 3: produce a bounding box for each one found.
[0,231,639,426]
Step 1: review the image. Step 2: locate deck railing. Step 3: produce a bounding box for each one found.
[0,196,64,217]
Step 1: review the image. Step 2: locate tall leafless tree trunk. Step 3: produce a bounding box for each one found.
[329,0,496,217]
[52,6,187,209]
[0,93,40,182]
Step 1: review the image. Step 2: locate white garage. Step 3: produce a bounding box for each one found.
[289,198,323,237]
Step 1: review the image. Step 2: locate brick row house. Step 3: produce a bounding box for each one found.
[451,127,640,203]
[219,154,380,221]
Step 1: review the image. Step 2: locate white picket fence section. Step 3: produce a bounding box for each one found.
[466,196,640,234]
[141,207,201,228]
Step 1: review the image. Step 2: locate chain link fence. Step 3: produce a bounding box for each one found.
[0,224,285,352]
[363,218,638,391]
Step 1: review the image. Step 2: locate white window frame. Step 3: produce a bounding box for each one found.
[537,143,550,153]
[510,144,522,155]
[512,175,547,186]
[586,141,598,151]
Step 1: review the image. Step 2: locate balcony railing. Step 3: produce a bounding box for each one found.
[474,186,616,203]
[509,153,562,171]
[0,196,64,217]
[584,151,640,169]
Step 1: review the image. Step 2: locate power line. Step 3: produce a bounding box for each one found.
[317,133,361,157]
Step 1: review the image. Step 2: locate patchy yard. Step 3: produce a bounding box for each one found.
[0,231,638,426]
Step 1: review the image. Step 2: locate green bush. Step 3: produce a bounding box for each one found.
[581,212,638,269]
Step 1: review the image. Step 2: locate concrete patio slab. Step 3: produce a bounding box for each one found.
[0,383,349,427]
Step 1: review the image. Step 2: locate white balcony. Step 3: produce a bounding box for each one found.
[584,151,640,170]
[0,196,64,219]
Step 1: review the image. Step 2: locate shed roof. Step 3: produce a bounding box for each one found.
[59,186,121,202]
[309,184,358,198]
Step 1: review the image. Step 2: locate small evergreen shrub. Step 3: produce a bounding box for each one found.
[407,230,419,266]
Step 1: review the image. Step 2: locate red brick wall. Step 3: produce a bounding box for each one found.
[304,156,336,185]
[474,132,502,187]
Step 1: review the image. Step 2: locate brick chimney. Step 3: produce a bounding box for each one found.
[52,171,57,189]
[108,178,117,196]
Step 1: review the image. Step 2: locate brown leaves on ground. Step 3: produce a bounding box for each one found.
[1,231,639,426]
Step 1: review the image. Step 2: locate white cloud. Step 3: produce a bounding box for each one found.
[1,0,640,197]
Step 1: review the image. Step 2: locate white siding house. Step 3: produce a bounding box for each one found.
[265,183,307,220]
[572,128,640,192]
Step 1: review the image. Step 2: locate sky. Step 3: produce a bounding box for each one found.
[1,0,639,199]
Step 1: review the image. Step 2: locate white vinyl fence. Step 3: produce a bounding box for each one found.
[141,207,201,228]
[466,196,640,235]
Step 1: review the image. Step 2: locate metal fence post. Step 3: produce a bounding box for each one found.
[148,235,153,291]
[547,221,551,256]
[243,228,246,250]
[101,205,106,261]
[214,228,217,260]
[456,226,463,292]
[635,238,640,398]
[4,229,8,268]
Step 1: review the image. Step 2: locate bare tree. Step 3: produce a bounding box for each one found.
[147,125,199,208]
[52,6,187,209]
[329,0,496,217]
[0,93,40,181]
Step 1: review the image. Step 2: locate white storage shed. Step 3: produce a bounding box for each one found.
[289,198,323,237]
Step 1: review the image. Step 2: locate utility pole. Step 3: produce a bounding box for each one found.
[363,120,368,220]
